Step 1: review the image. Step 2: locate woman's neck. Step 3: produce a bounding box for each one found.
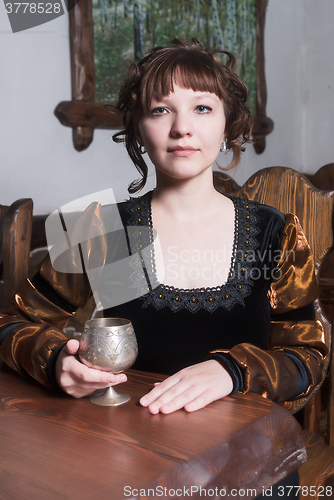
[149,169,236,289]
[152,169,225,223]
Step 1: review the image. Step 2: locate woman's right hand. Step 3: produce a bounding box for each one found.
[55,339,127,398]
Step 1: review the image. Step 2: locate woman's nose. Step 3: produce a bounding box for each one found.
[170,113,194,137]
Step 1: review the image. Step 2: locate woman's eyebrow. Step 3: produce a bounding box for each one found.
[151,93,219,103]
[193,93,220,101]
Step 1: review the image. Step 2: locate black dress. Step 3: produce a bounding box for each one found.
[99,191,315,398]
[0,190,325,401]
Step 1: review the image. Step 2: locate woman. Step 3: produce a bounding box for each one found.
[0,40,326,416]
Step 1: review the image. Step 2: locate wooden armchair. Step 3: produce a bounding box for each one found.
[213,166,334,495]
[306,163,334,326]
[0,199,33,309]
[305,162,334,191]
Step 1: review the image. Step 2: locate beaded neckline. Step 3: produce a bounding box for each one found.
[126,191,260,313]
[147,194,237,292]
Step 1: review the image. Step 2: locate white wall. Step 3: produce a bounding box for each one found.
[302,1,334,172]
[1,0,333,214]
[223,0,305,185]
[231,0,334,185]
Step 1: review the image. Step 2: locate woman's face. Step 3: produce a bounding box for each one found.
[137,83,226,183]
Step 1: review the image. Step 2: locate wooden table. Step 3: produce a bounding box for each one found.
[0,360,306,500]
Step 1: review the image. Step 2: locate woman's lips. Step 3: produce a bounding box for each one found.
[168,146,198,157]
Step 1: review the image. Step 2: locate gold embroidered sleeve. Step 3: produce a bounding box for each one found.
[211,214,328,403]
[269,213,318,312]
[0,202,107,387]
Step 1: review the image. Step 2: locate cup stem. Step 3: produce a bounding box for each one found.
[90,385,131,406]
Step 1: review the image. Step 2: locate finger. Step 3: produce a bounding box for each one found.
[109,372,128,385]
[73,363,126,386]
[143,379,198,414]
[157,380,231,414]
[183,392,216,413]
[153,384,206,414]
[62,369,127,398]
[64,338,80,355]
[139,375,181,407]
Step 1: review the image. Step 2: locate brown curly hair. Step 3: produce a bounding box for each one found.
[113,39,252,194]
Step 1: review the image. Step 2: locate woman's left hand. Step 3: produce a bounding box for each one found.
[139,360,233,414]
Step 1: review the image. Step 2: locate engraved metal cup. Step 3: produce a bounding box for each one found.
[79,318,138,406]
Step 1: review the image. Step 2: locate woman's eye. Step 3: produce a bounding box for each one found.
[151,107,167,116]
[196,105,212,114]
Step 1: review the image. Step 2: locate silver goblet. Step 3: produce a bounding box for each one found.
[79,318,138,406]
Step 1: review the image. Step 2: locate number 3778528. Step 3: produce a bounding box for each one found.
[5,3,62,14]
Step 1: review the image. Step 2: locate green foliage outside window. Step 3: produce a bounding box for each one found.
[93,0,256,114]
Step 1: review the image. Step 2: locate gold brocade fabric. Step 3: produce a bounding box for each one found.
[0,202,107,387]
[211,214,327,404]
[0,283,71,386]
[212,319,326,403]
[269,214,317,313]
[40,201,108,308]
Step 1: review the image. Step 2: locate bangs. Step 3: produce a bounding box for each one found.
[140,50,227,113]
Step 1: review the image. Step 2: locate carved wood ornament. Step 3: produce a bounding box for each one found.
[55,0,273,154]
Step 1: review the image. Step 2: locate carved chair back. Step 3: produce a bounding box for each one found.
[306,163,334,324]
[0,199,33,309]
[214,167,334,444]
